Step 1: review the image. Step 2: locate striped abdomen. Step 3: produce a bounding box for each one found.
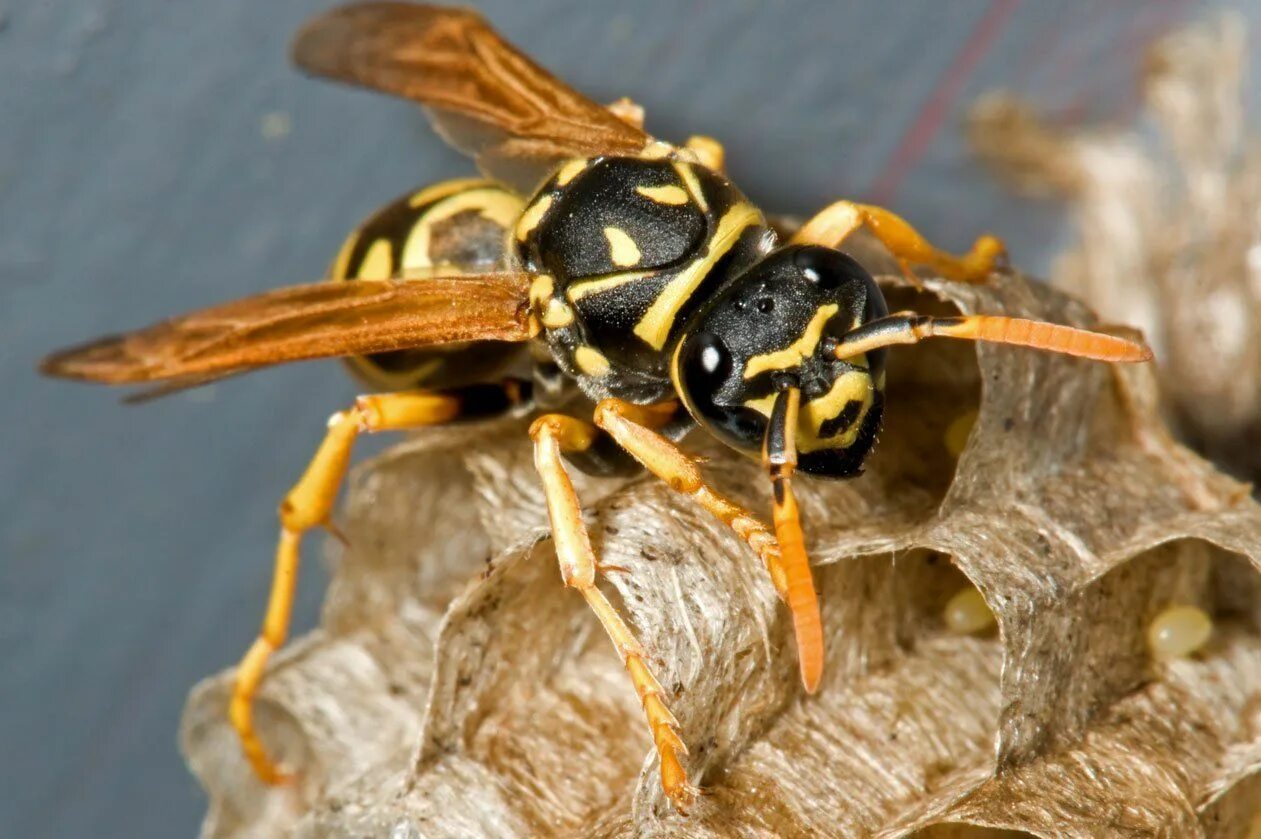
[330,178,527,390]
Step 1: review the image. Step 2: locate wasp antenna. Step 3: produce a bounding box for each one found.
[833,313,1153,363]
[762,386,824,693]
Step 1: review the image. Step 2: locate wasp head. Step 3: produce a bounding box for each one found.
[672,245,888,477]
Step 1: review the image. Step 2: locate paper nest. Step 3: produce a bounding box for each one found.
[179,265,1261,838]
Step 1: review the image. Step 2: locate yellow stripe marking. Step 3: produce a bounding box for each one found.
[603,227,642,267]
[673,162,708,213]
[742,304,839,380]
[633,202,763,350]
[357,238,393,280]
[402,189,522,270]
[799,371,874,451]
[744,370,874,453]
[555,158,588,186]
[329,228,360,281]
[636,184,689,205]
[566,270,653,302]
[574,346,611,377]
[408,178,492,209]
[542,299,575,328]
[530,273,555,307]
[515,194,554,242]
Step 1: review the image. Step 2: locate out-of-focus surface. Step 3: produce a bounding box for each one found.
[2,2,1258,836]
[971,15,1261,485]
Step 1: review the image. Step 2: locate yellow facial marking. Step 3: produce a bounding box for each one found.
[542,299,575,328]
[329,228,360,281]
[574,346,611,377]
[673,162,708,213]
[742,304,840,380]
[402,189,522,270]
[801,371,873,450]
[635,184,689,205]
[555,158,588,186]
[515,194,554,242]
[744,369,874,453]
[634,202,763,350]
[408,177,492,209]
[603,227,642,267]
[357,238,394,280]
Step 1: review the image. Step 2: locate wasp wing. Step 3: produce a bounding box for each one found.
[291,2,652,192]
[40,274,533,386]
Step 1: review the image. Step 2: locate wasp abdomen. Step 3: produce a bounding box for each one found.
[518,156,771,403]
[331,179,527,390]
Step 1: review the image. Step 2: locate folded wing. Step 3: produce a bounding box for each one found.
[292,2,652,191]
[41,274,533,386]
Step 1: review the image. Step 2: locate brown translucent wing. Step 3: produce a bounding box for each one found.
[291,2,651,191]
[40,274,533,388]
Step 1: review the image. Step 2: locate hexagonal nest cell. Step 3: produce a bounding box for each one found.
[177,259,1261,838]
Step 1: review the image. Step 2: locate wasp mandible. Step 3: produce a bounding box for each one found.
[40,2,1152,810]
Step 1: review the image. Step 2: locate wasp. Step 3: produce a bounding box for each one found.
[40,2,1152,810]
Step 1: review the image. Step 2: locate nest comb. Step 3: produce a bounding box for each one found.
[179,264,1261,838]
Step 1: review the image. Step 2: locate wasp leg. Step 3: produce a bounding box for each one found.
[791,200,1006,284]
[591,399,822,690]
[684,135,725,172]
[529,413,700,811]
[606,96,645,129]
[233,381,527,785]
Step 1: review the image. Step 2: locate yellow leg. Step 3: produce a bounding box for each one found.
[601,98,724,173]
[592,399,823,690]
[528,413,699,811]
[606,96,645,129]
[684,135,726,172]
[231,389,476,785]
[791,200,1006,284]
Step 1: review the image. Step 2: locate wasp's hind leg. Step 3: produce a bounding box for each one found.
[233,380,529,785]
[791,200,1006,284]
[683,136,725,172]
[603,95,724,173]
[528,412,700,811]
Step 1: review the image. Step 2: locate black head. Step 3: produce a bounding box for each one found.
[671,245,888,478]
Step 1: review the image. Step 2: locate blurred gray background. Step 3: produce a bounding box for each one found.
[2,1,1255,836]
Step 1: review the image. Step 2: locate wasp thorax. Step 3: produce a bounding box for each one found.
[673,245,889,477]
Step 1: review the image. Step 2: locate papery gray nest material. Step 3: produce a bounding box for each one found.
[181,265,1261,838]
[968,14,1261,485]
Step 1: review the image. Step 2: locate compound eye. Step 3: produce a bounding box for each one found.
[677,330,765,455]
[683,331,733,385]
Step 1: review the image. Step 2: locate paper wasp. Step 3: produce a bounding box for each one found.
[40,2,1152,810]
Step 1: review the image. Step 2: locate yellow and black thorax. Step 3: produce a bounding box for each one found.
[516,156,771,404]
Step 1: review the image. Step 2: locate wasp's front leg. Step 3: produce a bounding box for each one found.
[791,200,1006,284]
[528,413,700,811]
[593,399,822,692]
